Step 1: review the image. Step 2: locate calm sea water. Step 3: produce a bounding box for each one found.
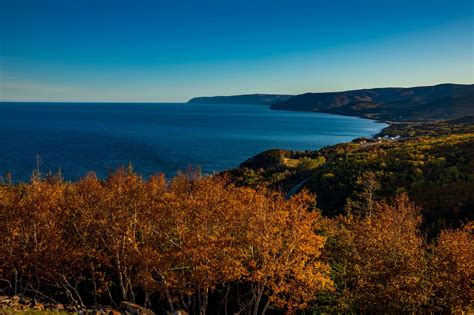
[0,102,386,182]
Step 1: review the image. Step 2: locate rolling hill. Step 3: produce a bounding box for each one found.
[270,83,474,121]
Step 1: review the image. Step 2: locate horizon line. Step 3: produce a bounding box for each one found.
[1,81,472,103]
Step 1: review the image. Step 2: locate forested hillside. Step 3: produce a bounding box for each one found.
[270,83,473,121]
[188,84,473,121]
[229,117,474,237]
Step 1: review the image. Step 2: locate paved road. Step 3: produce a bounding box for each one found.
[285,177,312,199]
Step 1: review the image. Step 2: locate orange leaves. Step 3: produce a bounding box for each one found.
[237,189,332,312]
[336,194,428,313]
[0,169,331,312]
[428,225,474,313]
[320,193,474,313]
[1,168,472,313]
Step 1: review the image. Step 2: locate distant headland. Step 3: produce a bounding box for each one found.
[188,83,474,122]
[187,94,292,105]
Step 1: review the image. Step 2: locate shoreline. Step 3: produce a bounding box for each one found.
[267,106,457,140]
[268,106,391,141]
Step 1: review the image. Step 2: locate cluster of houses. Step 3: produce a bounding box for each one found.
[352,134,402,146]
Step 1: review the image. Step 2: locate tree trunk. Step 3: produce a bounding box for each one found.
[253,284,264,315]
[261,299,271,315]
[115,253,127,300]
[166,288,175,313]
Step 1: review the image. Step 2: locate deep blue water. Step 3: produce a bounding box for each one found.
[0,102,386,182]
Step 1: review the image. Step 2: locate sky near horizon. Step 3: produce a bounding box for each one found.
[0,0,473,102]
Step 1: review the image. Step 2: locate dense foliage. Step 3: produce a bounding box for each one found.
[315,195,473,314]
[0,169,472,314]
[229,119,474,237]
[0,169,332,314]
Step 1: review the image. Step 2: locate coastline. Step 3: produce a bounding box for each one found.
[268,105,391,141]
[1,102,382,182]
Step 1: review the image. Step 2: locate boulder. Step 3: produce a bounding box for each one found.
[0,296,11,306]
[119,301,155,315]
[10,295,20,306]
[0,296,10,302]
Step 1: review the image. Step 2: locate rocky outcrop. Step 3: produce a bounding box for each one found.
[0,295,155,315]
[0,295,65,312]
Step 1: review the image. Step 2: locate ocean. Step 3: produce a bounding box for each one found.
[0,102,386,181]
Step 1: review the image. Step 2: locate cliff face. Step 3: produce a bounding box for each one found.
[270,84,474,121]
[188,94,292,105]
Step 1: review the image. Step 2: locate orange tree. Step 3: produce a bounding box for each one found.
[427,224,474,313]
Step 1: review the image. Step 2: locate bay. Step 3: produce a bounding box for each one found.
[0,102,386,181]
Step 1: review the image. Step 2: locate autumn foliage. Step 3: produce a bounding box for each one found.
[0,169,472,314]
[428,224,474,313]
[0,169,332,314]
[317,194,473,314]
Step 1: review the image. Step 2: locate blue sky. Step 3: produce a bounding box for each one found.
[0,0,472,102]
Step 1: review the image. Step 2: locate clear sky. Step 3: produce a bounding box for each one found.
[0,0,473,102]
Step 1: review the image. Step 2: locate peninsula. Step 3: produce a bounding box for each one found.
[189,83,474,122]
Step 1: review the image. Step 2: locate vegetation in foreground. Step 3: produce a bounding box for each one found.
[0,169,472,314]
[1,170,332,314]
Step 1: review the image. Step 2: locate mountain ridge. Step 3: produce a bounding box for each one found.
[189,83,473,122]
[270,83,473,121]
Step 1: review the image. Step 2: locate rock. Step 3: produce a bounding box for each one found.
[0,296,10,303]
[107,310,121,315]
[9,295,20,306]
[0,297,11,306]
[20,296,31,305]
[119,301,155,315]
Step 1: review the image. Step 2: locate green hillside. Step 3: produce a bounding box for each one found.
[227,117,474,237]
